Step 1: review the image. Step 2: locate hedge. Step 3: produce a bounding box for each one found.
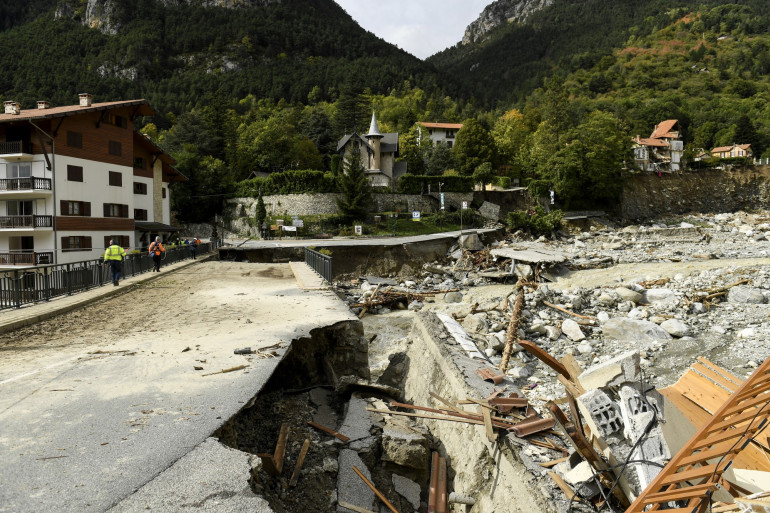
[397,175,474,194]
[508,207,563,235]
[235,169,336,196]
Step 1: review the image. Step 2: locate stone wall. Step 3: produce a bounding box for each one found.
[621,166,770,221]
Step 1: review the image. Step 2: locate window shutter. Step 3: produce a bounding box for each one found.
[122,205,128,218]
[61,237,70,250]
[60,200,67,215]
[84,236,92,250]
[122,236,130,247]
[84,202,91,216]
[103,204,109,217]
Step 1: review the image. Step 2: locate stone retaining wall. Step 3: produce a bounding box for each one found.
[621,166,770,221]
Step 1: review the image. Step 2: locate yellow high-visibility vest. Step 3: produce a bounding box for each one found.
[104,245,126,261]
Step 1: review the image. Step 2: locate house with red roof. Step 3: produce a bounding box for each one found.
[417,121,463,149]
[0,94,185,267]
[633,119,684,173]
[711,144,753,159]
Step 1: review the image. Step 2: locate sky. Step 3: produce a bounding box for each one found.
[334,0,491,60]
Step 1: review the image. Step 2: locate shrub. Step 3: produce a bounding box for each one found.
[235,169,336,196]
[507,207,564,235]
[495,176,512,189]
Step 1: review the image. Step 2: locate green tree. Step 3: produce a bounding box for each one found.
[452,119,497,176]
[425,141,454,176]
[398,125,429,174]
[492,109,530,170]
[336,152,371,222]
[473,162,495,191]
[255,192,267,236]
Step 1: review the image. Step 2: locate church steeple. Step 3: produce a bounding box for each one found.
[366,110,383,138]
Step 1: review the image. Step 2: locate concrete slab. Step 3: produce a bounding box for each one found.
[0,262,356,513]
[490,246,567,264]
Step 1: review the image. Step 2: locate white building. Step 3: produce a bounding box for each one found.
[0,94,185,268]
[417,121,463,148]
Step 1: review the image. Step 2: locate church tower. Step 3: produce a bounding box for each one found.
[365,110,383,171]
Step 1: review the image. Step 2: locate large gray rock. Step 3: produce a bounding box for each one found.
[444,291,463,303]
[615,287,643,303]
[463,313,489,334]
[381,425,429,470]
[601,318,672,344]
[641,288,678,307]
[660,319,691,338]
[728,286,766,304]
[561,319,585,342]
[459,233,484,251]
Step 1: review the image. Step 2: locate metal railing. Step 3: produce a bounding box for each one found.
[0,243,211,311]
[304,247,332,283]
[0,140,31,155]
[0,177,52,191]
[0,215,53,229]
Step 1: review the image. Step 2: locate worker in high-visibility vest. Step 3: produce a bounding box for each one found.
[104,239,127,286]
[149,236,165,272]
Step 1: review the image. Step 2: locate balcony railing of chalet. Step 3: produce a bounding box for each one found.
[0,177,52,191]
[0,140,31,155]
[0,215,53,229]
[0,243,211,310]
[0,251,54,266]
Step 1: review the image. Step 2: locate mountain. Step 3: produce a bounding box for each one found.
[0,0,445,117]
[462,0,554,45]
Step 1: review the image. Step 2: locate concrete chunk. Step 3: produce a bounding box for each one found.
[576,389,623,439]
[392,474,421,509]
[578,351,640,390]
[561,319,585,342]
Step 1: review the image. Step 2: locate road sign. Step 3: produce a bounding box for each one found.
[462,201,468,210]
[354,225,362,235]
[440,193,445,210]
[412,211,421,221]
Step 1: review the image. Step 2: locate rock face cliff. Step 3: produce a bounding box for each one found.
[462,0,554,45]
[54,0,282,34]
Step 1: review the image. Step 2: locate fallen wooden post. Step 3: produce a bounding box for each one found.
[352,466,401,513]
[542,300,597,321]
[273,423,289,474]
[500,278,525,373]
[289,438,310,487]
[201,364,247,376]
[307,420,350,442]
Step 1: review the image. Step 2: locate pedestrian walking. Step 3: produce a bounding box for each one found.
[189,236,199,260]
[104,239,126,286]
[149,236,165,272]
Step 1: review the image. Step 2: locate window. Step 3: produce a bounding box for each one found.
[446,130,456,139]
[447,141,453,149]
[105,114,127,129]
[67,165,83,182]
[60,200,90,216]
[8,163,31,178]
[134,208,148,221]
[8,200,33,216]
[67,131,82,148]
[61,236,92,252]
[104,235,130,248]
[109,171,122,187]
[133,182,147,194]
[133,157,146,169]
[108,140,122,156]
[162,188,167,199]
[103,203,128,218]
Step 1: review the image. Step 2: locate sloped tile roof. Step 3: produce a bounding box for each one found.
[418,121,463,130]
[0,99,154,123]
[650,119,679,139]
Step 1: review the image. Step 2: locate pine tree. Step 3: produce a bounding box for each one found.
[336,152,371,223]
[255,192,267,237]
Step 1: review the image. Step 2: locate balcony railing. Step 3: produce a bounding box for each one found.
[0,140,31,155]
[0,215,53,229]
[0,177,52,191]
[0,251,53,266]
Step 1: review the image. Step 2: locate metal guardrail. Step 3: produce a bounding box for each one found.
[304,247,332,283]
[0,243,211,311]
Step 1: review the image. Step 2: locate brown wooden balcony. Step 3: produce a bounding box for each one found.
[0,140,31,155]
[0,177,51,191]
[0,215,53,229]
[0,251,53,266]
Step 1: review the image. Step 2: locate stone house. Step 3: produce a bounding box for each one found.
[337,111,406,188]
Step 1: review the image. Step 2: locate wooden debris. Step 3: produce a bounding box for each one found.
[500,278,525,373]
[519,339,570,379]
[201,364,247,376]
[548,471,578,501]
[542,300,597,322]
[540,456,569,468]
[337,500,378,513]
[428,452,439,513]
[437,456,448,513]
[289,438,310,487]
[352,466,401,513]
[257,423,289,476]
[307,421,350,442]
[480,404,497,443]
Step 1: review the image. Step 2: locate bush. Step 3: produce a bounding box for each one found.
[235,169,336,196]
[494,176,511,188]
[507,207,564,235]
[397,174,475,194]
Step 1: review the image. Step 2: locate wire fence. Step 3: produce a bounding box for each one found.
[0,243,211,311]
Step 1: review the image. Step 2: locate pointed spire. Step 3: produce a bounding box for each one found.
[366,110,383,138]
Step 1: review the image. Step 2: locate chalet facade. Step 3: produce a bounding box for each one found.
[633,119,684,173]
[337,111,406,188]
[0,94,184,268]
[711,144,753,159]
[417,121,463,148]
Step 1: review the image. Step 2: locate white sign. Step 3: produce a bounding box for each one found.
[412,211,421,221]
[282,225,297,232]
[292,219,304,227]
[354,225,362,235]
[440,193,445,210]
[462,201,468,210]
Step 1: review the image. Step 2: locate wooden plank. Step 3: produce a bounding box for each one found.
[480,405,496,443]
[681,371,732,415]
[540,456,569,468]
[697,357,743,387]
[273,423,289,474]
[557,374,584,399]
[289,438,310,487]
[338,500,378,513]
[437,457,447,513]
[643,483,715,503]
[693,362,741,393]
[367,408,514,430]
[659,463,719,486]
[257,453,280,476]
[352,466,401,513]
[428,452,439,513]
[307,421,350,442]
[547,471,577,501]
[429,391,463,413]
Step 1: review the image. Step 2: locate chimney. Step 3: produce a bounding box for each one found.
[79,93,92,107]
[37,100,50,110]
[4,101,20,115]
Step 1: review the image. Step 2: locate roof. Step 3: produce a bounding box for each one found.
[636,137,669,148]
[135,221,181,233]
[711,144,752,154]
[418,121,463,130]
[366,111,382,138]
[337,132,399,154]
[336,133,371,153]
[0,99,155,123]
[650,119,679,139]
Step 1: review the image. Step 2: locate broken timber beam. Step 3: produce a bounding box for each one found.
[500,278,525,373]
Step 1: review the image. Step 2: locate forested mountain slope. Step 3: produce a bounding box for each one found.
[0,0,443,119]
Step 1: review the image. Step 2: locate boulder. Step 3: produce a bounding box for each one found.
[660,319,691,338]
[444,291,463,303]
[642,288,678,307]
[601,318,672,344]
[615,287,643,303]
[561,319,585,342]
[459,233,484,251]
[381,425,429,470]
[728,286,766,304]
[462,313,489,334]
